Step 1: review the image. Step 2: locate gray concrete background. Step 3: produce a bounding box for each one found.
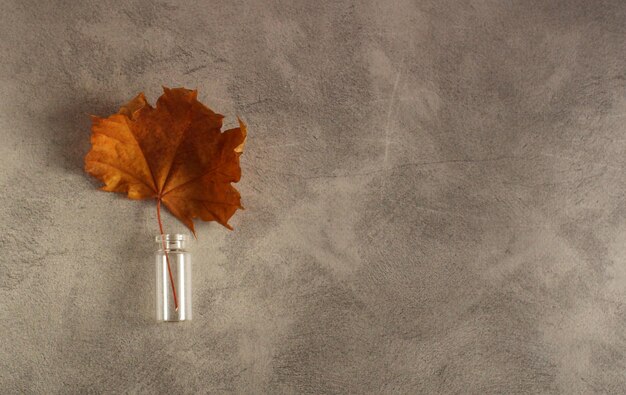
[2,0,626,393]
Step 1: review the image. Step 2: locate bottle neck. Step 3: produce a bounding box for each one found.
[156,234,189,251]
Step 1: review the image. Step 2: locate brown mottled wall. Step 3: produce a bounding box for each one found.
[1,0,626,393]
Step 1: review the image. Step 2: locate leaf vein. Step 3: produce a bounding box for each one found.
[87,160,155,193]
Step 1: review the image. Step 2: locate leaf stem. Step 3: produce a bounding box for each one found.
[157,198,179,311]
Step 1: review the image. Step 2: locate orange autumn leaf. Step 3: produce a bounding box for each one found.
[85,87,246,235]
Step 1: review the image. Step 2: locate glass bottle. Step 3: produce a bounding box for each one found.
[155,234,192,322]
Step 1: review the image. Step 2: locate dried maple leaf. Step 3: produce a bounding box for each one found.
[85,87,246,235]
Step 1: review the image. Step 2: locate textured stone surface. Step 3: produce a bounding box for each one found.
[2,0,626,393]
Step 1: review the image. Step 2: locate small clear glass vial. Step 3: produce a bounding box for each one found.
[155,234,192,322]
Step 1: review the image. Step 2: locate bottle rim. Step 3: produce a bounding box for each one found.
[155,233,190,243]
